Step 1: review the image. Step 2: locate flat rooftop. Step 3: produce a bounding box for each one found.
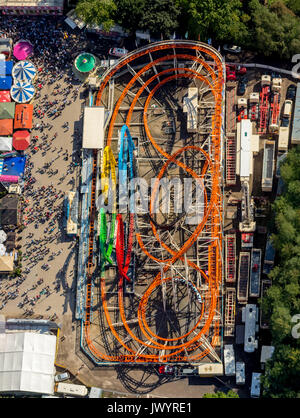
[0,0,63,7]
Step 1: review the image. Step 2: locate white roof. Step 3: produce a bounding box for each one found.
[0,332,56,395]
[240,119,252,178]
[0,137,12,151]
[82,106,105,149]
[260,345,275,363]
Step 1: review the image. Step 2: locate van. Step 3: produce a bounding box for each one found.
[283,100,293,117]
[54,372,70,382]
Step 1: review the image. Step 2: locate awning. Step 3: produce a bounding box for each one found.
[64,17,77,30]
[13,130,30,150]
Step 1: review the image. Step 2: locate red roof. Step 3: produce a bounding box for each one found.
[14,104,33,130]
[0,91,11,103]
[0,119,13,136]
[13,130,30,150]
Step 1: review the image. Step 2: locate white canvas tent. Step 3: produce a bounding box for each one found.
[0,137,12,151]
[0,332,56,395]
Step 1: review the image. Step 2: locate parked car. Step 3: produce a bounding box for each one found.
[236,65,247,75]
[108,47,128,57]
[237,79,247,95]
[286,84,296,100]
[158,365,175,375]
[223,44,242,54]
[54,372,70,382]
[226,64,236,81]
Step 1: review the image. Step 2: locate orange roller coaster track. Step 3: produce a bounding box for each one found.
[81,40,225,364]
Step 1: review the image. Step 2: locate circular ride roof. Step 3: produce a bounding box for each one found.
[74,53,96,73]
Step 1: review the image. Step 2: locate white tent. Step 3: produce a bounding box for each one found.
[0,332,56,395]
[0,230,7,244]
[0,244,5,256]
[0,137,12,151]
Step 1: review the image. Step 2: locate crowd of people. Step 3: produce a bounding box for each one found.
[0,15,91,319]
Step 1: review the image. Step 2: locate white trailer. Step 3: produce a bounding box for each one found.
[236,362,245,385]
[56,383,88,397]
[250,372,261,398]
[278,126,289,151]
[242,304,258,353]
[224,344,235,376]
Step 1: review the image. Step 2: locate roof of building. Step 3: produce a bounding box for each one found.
[0,332,56,394]
[260,345,275,363]
[75,53,96,73]
[14,103,33,130]
[13,130,30,150]
[0,0,64,7]
[0,119,13,136]
[0,91,11,103]
[0,253,14,271]
[0,194,19,225]
[0,76,12,91]
[82,106,105,149]
[0,136,12,151]
[0,102,15,119]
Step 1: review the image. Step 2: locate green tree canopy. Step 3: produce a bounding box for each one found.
[203,390,239,398]
[261,146,300,397]
[75,0,117,31]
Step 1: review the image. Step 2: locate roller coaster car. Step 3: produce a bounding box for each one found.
[158,365,175,375]
[252,264,259,272]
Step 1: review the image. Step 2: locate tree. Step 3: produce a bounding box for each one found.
[138,0,181,38]
[75,0,117,31]
[249,0,300,59]
[203,390,239,398]
[179,0,250,45]
[260,146,300,397]
[113,0,146,35]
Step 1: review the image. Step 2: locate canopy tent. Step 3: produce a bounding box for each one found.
[14,104,33,129]
[0,102,15,119]
[0,244,5,256]
[75,53,96,73]
[10,82,34,104]
[0,332,56,395]
[12,61,36,83]
[0,120,13,136]
[0,76,12,91]
[0,54,6,61]
[13,130,30,150]
[0,230,7,244]
[0,137,12,152]
[0,61,13,76]
[13,40,34,61]
[0,91,10,103]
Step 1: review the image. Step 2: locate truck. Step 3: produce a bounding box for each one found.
[56,383,88,397]
[224,344,235,376]
[249,248,261,298]
[236,362,245,385]
[250,373,261,398]
[242,304,259,353]
[263,235,275,275]
[278,126,289,151]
